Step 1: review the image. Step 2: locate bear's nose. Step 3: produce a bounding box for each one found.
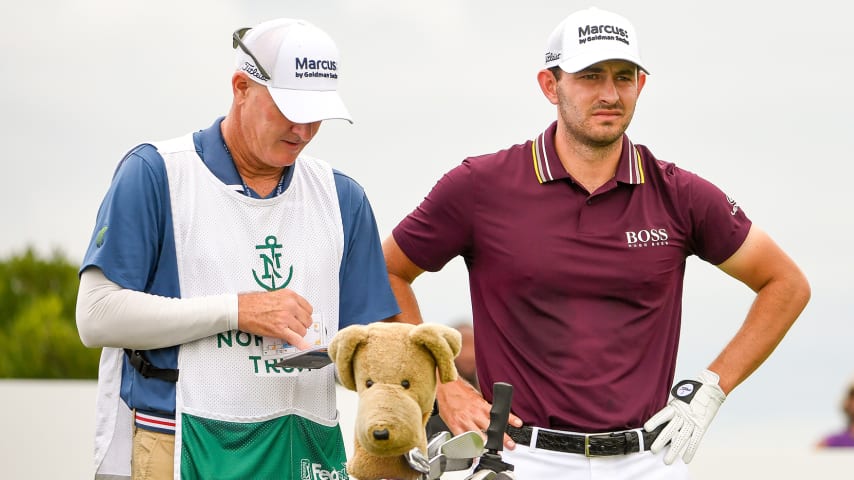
[372,428,390,441]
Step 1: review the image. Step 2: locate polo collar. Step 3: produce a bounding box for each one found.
[531,121,645,185]
[193,117,242,187]
[193,117,295,196]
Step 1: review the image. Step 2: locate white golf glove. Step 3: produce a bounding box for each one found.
[644,369,726,465]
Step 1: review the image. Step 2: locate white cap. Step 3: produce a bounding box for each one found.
[545,7,648,74]
[234,18,352,124]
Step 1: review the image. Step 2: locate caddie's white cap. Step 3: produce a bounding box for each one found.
[545,7,649,74]
[234,18,352,124]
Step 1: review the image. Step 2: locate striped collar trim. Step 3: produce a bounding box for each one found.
[622,142,646,185]
[531,123,645,185]
[531,125,558,184]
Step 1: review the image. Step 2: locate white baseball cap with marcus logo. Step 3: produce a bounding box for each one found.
[545,7,649,74]
[233,18,352,124]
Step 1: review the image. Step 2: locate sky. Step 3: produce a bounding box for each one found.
[2,0,853,458]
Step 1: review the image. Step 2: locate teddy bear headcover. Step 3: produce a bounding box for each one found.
[328,322,462,480]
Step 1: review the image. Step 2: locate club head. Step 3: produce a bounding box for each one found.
[465,469,497,480]
[443,456,474,472]
[405,447,430,474]
[427,430,452,459]
[440,431,485,459]
[427,453,446,480]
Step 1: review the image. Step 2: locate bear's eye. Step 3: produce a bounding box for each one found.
[401,380,410,389]
[366,379,374,388]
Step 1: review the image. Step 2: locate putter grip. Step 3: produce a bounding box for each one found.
[484,382,513,452]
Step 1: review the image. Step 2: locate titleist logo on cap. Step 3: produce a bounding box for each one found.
[241,62,266,82]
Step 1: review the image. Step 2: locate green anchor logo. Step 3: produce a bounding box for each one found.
[252,235,293,291]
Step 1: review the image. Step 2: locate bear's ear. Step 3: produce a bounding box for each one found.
[328,325,369,390]
[410,324,462,384]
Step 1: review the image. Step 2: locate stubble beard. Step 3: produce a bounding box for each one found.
[557,91,634,149]
[562,106,632,149]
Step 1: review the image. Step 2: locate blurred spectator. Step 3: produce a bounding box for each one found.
[817,379,854,448]
[427,321,478,438]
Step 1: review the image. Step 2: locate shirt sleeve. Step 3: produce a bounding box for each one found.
[680,168,752,265]
[80,144,171,292]
[392,160,475,272]
[334,171,400,327]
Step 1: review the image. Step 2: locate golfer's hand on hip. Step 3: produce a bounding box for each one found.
[644,369,726,465]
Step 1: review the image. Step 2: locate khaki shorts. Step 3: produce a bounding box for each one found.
[132,425,174,480]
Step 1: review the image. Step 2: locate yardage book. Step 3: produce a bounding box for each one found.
[261,313,332,369]
[273,345,332,369]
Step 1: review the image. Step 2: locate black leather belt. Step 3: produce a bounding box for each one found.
[506,424,664,457]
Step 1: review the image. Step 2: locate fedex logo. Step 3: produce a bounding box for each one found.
[300,459,347,480]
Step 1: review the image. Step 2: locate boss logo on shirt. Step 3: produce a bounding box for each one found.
[625,228,669,248]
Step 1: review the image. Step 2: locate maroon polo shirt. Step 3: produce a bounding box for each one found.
[392,121,751,432]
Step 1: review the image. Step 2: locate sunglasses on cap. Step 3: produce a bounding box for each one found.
[232,27,271,81]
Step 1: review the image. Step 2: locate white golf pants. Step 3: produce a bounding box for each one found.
[501,444,690,479]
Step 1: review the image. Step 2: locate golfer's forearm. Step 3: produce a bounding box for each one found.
[385,274,424,325]
[76,267,238,349]
[709,275,810,394]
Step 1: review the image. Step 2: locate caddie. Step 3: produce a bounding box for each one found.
[76,18,399,479]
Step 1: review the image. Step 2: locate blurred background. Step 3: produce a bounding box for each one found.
[1,0,852,477]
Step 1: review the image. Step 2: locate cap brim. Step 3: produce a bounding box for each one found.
[268,87,353,124]
[558,50,649,75]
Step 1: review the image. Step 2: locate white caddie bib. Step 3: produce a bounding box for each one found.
[162,135,344,478]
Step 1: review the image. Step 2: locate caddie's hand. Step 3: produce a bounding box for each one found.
[237,289,313,349]
[644,369,726,465]
[436,379,522,450]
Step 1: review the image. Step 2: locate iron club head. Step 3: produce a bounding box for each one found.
[440,430,485,459]
[427,430,452,459]
[443,456,474,472]
[465,469,497,480]
[405,447,430,475]
[427,453,446,480]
